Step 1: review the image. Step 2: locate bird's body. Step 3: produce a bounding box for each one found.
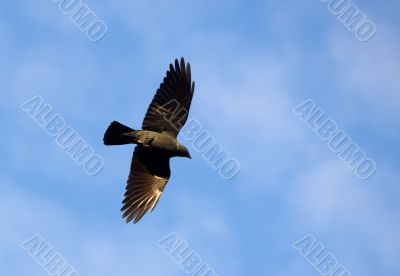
[103,58,195,223]
[123,130,189,157]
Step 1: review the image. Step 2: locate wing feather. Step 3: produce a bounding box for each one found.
[121,147,170,223]
[142,58,195,137]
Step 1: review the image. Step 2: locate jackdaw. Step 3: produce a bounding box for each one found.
[103,58,195,223]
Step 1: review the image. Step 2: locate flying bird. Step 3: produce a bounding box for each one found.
[103,58,195,223]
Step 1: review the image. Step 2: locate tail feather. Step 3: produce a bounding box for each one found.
[103,121,135,145]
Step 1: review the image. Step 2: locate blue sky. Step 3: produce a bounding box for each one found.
[1,0,399,275]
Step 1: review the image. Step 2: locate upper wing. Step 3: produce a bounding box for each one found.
[121,147,171,224]
[142,58,195,137]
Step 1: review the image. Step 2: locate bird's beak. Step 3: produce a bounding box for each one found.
[186,152,192,159]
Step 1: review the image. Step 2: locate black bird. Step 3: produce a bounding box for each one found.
[103,58,195,223]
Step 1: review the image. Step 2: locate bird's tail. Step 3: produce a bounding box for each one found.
[103,121,135,146]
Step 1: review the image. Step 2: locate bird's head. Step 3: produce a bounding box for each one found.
[177,144,191,159]
[183,147,191,159]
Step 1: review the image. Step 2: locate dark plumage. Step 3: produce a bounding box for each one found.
[103,58,195,223]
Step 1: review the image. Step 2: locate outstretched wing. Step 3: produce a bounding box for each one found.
[142,58,195,137]
[121,147,171,223]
